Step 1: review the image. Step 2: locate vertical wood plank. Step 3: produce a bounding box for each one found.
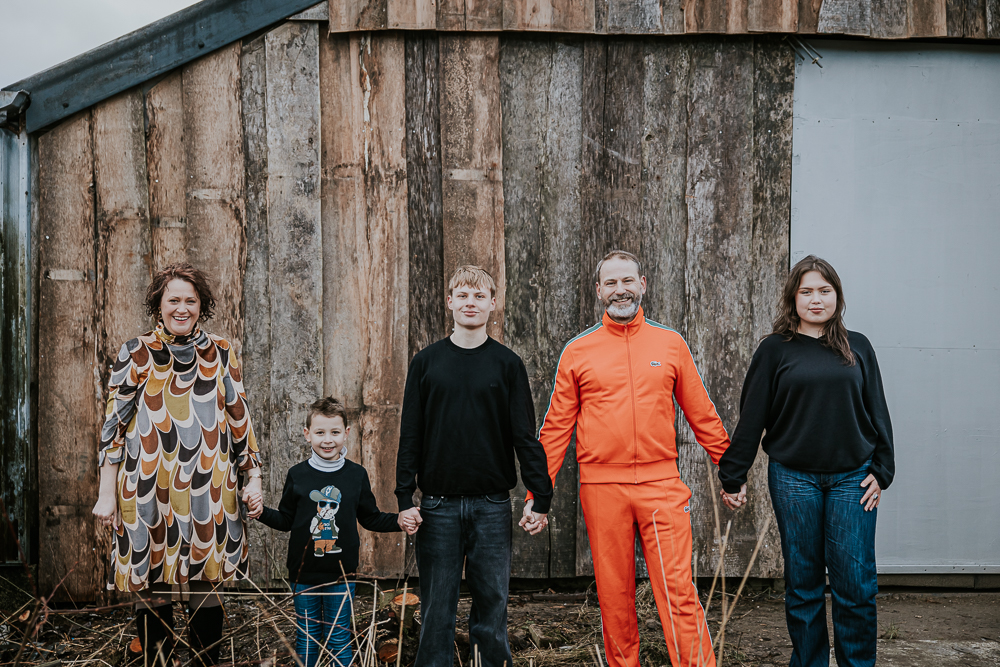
[93,90,153,366]
[817,0,872,34]
[747,36,793,577]
[36,113,101,601]
[989,0,1000,36]
[500,36,586,578]
[266,21,323,582]
[145,72,188,269]
[181,44,246,350]
[439,35,506,342]
[405,35,446,361]
[468,0,505,28]
[240,34,273,586]
[872,0,909,37]
[682,38,757,579]
[438,0,468,29]
[907,0,948,35]
[797,0,824,31]
[606,0,665,32]
[748,0,798,30]
[577,39,607,329]
[321,33,409,576]
[685,0,748,32]
[329,0,388,31]
[955,0,986,37]
[503,0,598,32]
[389,0,437,27]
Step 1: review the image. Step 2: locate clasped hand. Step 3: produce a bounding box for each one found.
[518,499,548,535]
[241,476,264,519]
[720,483,748,511]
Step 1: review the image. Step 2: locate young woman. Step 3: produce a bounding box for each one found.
[92,263,264,667]
[718,255,894,667]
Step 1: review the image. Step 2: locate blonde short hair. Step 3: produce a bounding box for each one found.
[448,265,496,298]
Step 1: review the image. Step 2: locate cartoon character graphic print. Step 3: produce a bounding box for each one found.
[308,485,342,556]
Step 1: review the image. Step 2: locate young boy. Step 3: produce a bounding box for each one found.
[252,397,401,667]
[395,265,553,667]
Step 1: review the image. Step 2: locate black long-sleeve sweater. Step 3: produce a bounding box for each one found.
[259,459,400,584]
[395,336,554,514]
[718,331,895,494]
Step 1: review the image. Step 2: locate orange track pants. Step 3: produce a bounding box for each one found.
[581,479,715,667]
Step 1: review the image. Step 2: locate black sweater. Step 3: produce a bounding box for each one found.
[718,331,895,494]
[395,336,554,514]
[258,460,400,584]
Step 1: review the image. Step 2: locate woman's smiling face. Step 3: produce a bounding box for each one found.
[160,278,201,336]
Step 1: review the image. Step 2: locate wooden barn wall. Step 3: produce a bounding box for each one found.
[32,22,791,600]
[328,0,1000,38]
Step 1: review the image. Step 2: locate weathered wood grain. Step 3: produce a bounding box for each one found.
[265,22,324,581]
[239,34,273,586]
[907,0,948,35]
[746,36,792,577]
[439,35,506,343]
[872,0,909,37]
[990,0,1000,37]
[330,0,388,31]
[438,0,468,29]
[36,112,101,601]
[949,0,986,37]
[639,41,690,334]
[320,33,409,576]
[181,44,246,350]
[749,0,798,30]
[500,36,586,578]
[92,90,153,366]
[681,38,757,580]
[577,40,607,327]
[405,35,446,360]
[817,0,872,34]
[290,0,330,20]
[145,72,187,269]
[390,0,437,28]
[797,0,824,31]
[606,0,665,32]
[503,0,598,31]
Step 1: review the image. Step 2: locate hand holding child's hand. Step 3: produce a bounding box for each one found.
[242,486,264,519]
[398,507,422,535]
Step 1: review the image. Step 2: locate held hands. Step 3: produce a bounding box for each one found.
[242,476,264,519]
[720,483,748,511]
[519,499,548,535]
[398,507,422,535]
[860,474,882,511]
[92,492,118,528]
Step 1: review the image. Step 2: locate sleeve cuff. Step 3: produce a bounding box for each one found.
[98,446,125,467]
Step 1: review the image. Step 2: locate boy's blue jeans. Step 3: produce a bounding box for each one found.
[414,493,513,667]
[769,459,878,667]
[292,581,356,667]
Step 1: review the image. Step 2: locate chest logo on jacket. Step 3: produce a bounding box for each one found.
[308,485,342,556]
[650,361,662,367]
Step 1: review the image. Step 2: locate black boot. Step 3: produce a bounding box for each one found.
[187,604,224,667]
[136,605,174,667]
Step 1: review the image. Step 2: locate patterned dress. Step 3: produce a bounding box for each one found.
[99,323,261,591]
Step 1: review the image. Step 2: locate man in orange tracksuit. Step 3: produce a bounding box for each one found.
[525,250,737,667]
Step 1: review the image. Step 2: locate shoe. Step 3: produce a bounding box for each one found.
[187,604,224,667]
[136,605,175,667]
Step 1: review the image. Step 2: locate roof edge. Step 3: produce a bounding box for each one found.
[2,0,321,133]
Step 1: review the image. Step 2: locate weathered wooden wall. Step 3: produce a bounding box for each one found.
[329,0,1000,37]
[30,20,792,600]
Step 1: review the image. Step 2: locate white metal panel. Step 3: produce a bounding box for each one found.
[790,41,1000,573]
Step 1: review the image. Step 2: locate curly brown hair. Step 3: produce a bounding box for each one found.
[772,255,854,365]
[145,263,216,322]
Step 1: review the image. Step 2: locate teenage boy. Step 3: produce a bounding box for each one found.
[253,397,401,667]
[531,250,733,667]
[395,265,554,667]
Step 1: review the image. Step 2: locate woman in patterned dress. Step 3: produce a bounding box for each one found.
[92,263,264,667]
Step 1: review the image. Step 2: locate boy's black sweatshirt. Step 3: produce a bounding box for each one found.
[718,331,895,494]
[395,336,554,513]
[258,459,400,584]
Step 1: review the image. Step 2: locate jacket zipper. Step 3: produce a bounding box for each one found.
[625,326,639,483]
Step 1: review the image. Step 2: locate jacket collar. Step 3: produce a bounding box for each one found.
[602,306,646,337]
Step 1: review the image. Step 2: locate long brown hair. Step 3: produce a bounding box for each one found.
[772,255,854,365]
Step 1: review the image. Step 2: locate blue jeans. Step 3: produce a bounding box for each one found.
[414,493,513,667]
[769,460,878,667]
[292,581,356,667]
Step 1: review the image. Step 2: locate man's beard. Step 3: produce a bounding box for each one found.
[603,291,642,321]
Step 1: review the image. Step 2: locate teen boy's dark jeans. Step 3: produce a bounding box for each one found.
[414,493,513,667]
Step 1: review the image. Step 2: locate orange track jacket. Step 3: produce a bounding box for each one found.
[531,307,731,494]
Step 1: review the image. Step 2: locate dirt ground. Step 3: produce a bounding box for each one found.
[1,571,998,666]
